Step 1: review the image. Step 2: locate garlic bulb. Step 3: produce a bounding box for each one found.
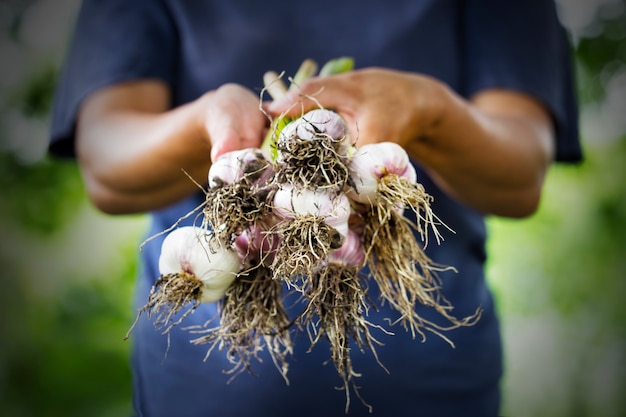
[347,142,417,204]
[279,109,351,156]
[208,148,273,189]
[280,109,348,141]
[273,184,350,237]
[158,226,241,302]
[328,229,365,267]
[233,224,279,264]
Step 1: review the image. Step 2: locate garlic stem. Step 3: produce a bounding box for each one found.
[288,58,318,91]
[319,56,354,77]
[263,70,288,100]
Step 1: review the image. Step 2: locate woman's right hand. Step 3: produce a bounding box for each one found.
[76,81,267,214]
[197,83,267,162]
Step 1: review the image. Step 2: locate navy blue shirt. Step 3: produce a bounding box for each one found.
[49,1,581,416]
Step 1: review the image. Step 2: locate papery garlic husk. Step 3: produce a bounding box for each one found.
[327,229,365,267]
[272,184,350,237]
[347,142,416,205]
[158,226,241,302]
[233,224,280,268]
[208,148,274,189]
[279,109,351,153]
[347,141,445,246]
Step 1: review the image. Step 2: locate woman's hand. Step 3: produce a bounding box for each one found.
[199,83,267,162]
[77,81,266,214]
[267,68,555,217]
[267,68,443,149]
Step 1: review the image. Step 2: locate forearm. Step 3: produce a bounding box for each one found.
[76,83,211,214]
[76,81,267,215]
[409,84,555,217]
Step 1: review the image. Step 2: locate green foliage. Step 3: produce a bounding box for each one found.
[486,137,626,417]
[545,140,626,329]
[14,65,58,118]
[0,249,137,417]
[0,152,84,234]
[575,1,626,104]
[488,137,626,328]
[577,13,626,77]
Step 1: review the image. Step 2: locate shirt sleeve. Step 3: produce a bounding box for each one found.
[461,0,582,162]
[49,0,177,158]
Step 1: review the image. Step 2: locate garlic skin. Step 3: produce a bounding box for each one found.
[208,148,273,188]
[328,229,365,267]
[273,184,350,237]
[233,225,279,264]
[280,109,348,141]
[347,142,417,204]
[279,109,351,155]
[158,226,241,302]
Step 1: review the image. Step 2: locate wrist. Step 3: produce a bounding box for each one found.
[191,91,214,145]
[413,75,453,140]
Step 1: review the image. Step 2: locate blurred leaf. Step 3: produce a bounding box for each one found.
[487,136,626,417]
[0,0,37,38]
[0,152,84,234]
[0,255,137,417]
[575,2,626,104]
[577,14,626,73]
[545,138,626,329]
[489,137,626,319]
[14,65,58,118]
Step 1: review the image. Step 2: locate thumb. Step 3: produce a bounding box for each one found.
[265,90,300,116]
[265,77,331,117]
[209,123,240,162]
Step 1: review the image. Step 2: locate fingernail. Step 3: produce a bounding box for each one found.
[210,142,223,162]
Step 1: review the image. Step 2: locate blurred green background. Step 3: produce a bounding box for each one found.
[0,0,624,416]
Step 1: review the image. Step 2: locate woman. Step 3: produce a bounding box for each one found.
[49,1,581,415]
